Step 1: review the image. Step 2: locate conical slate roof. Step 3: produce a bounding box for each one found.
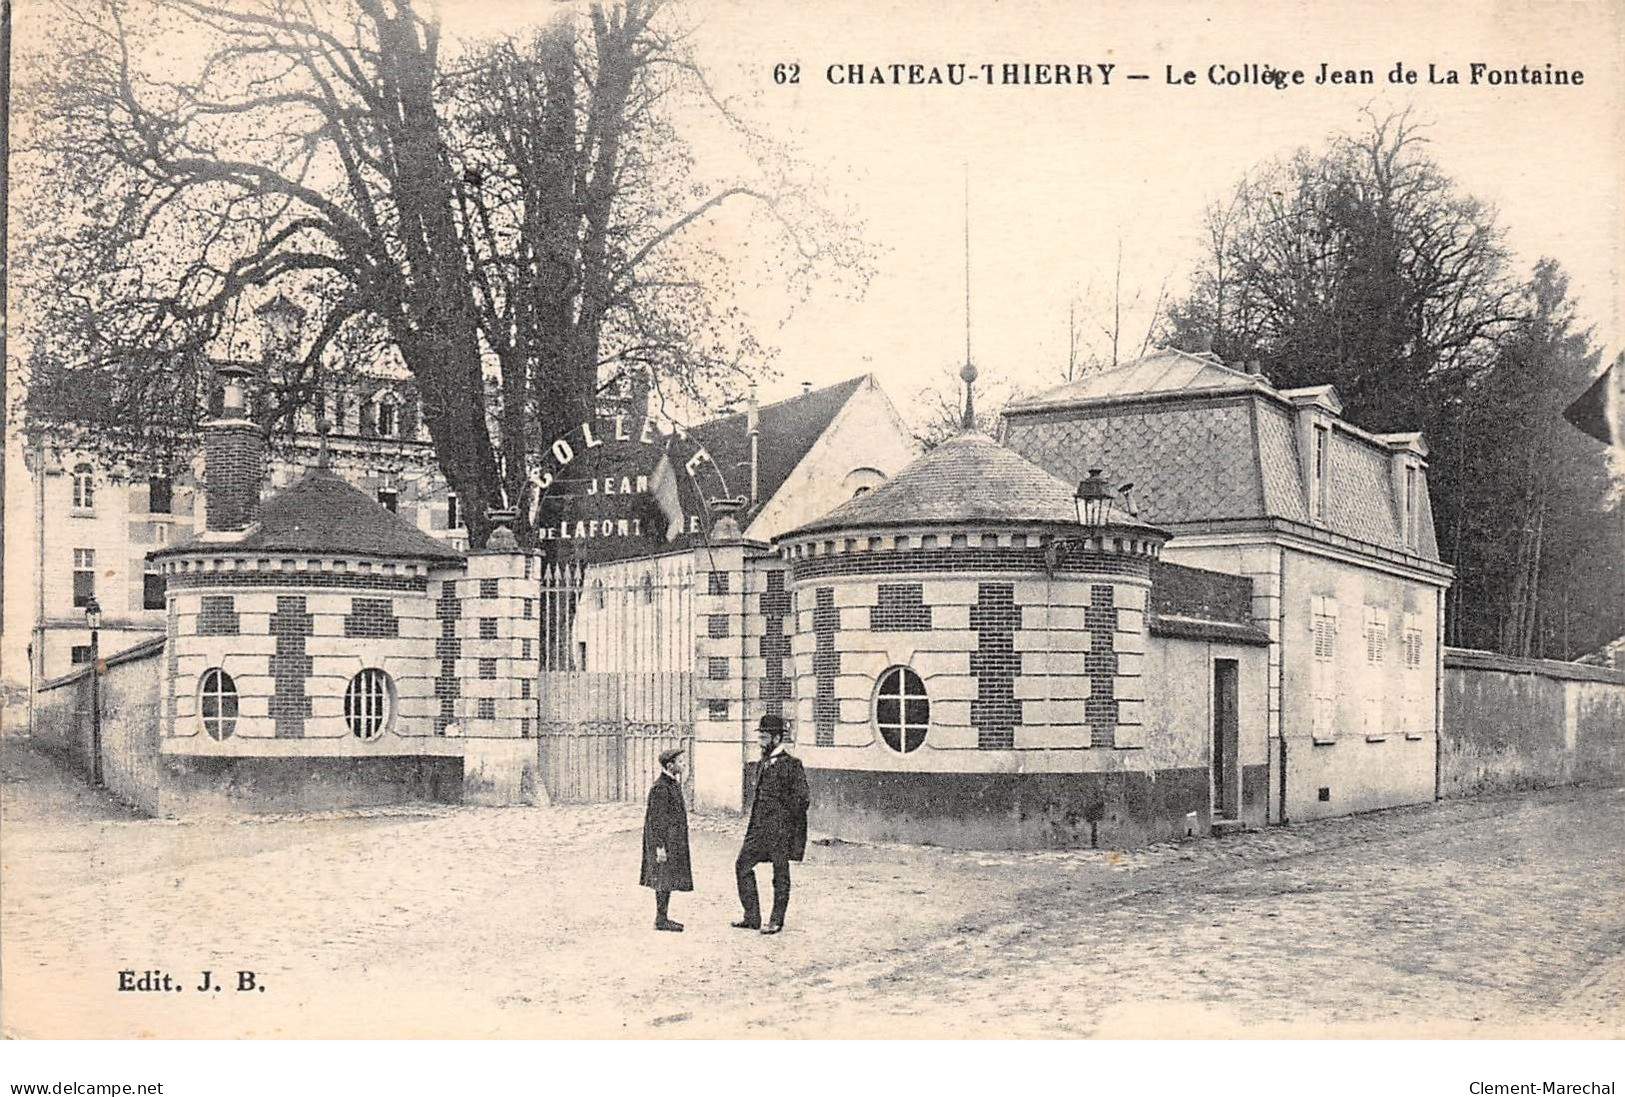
[785,431,1154,537]
[154,467,464,563]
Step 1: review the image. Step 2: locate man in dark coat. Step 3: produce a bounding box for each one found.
[733,715,810,935]
[640,748,692,932]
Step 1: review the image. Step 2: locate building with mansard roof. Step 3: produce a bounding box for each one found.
[1001,348,1453,823]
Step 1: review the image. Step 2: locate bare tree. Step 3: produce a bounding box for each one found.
[16,0,867,547]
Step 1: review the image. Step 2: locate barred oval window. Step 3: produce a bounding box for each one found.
[199,668,238,741]
[875,666,929,753]
[345,668,393,740]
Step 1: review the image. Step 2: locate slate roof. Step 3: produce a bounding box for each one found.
[1004,399,1265,525]
[1008,348,1267,411]
[1002,349,1444,562]
[785,431,1156,537]
[154,467,464,563]
[691,375,869,521]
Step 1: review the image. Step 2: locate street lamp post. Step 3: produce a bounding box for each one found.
[85,596,103,788]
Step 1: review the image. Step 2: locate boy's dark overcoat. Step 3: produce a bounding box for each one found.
[639,772,693,891]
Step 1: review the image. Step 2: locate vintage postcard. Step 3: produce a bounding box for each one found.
[1,0,1621,1060]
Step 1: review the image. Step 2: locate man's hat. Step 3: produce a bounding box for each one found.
[756,715,787,737]
[658,748,684,766]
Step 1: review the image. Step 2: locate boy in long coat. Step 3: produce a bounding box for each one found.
[640,748,692,932]
[732,715,810,935]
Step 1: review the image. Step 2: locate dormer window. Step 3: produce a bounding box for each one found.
[1402,465,1418,551]
[1311,424,1330,521]
[369,390,404,439]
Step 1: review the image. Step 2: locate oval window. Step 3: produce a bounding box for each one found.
[199,668,239,741]
[345,668,393,740]
[875,666,929,753]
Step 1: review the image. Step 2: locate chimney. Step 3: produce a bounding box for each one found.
[628,367,652,419]
[203,361,266,532]
[800,380,812,397]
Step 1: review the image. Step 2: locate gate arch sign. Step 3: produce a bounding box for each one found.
[526,412,732,562]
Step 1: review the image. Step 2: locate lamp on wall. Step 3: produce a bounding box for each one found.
[84,596,104,788]
[1074,468,1117,527]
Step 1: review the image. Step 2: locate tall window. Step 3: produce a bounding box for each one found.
[199,668,239,741]
[72,548,96,608]
[71,464,95,510]
[1312,425,1330,521]
[376,399,398,438]
[148,475,173,514]
[345,668,393,740]
[445,492,460,529]
[875,666,930,753]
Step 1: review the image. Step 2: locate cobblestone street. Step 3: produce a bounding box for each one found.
[3,737,1621,1039]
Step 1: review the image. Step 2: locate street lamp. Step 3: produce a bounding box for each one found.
[84,596,103,788]
[1074,468,1117,527]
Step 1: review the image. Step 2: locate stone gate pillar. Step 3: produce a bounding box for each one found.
[691,512,750,811]
[456,517,546,806]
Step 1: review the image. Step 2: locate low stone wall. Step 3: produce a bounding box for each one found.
[1441,648,1625,798]
[160,754,464,815]
[34,638,166,814]
[808,764,1269,850]
[30,636,503,816]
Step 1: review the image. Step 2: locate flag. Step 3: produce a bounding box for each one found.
[1563,358,1621,446]
[648,452,686,540]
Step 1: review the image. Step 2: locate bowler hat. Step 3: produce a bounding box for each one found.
[658,748,684,766]
[756,715,787,737]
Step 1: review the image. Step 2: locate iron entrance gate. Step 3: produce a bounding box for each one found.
[538,559,695,803]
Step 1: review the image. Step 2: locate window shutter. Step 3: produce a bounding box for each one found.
[1310,596,1338,743]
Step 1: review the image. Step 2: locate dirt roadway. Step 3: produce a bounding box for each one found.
[2,737,1621,1039]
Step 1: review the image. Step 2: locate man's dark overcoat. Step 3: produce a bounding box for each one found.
[741,750,810,864]
[639,773,693,891]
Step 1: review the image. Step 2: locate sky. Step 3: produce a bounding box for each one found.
[451,0,1625,417]
[9,0,1621,425]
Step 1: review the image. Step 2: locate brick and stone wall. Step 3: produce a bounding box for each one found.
[786,564,1156,763]
[691,540,749,810]
[160,555,447,752]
